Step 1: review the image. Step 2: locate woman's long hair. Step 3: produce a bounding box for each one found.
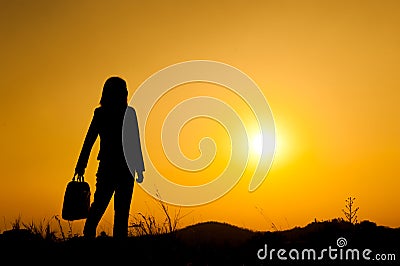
[100,76,128,109]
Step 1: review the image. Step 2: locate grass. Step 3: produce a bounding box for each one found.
[1,215,399,265]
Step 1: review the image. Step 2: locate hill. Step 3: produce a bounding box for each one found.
[0,219,398,265]
[175,221,256,247]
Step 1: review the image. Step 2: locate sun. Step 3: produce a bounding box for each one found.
[250,133,263,157]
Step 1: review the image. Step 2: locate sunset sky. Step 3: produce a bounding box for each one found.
[1,0,399,235]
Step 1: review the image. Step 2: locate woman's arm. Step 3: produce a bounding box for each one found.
[131,108,145,172]
[123,107,145,180]
[75,109,99,176]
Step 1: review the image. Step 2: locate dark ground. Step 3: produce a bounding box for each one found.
[0,220,399,266]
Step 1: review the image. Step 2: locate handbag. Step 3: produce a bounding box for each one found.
[61,175,91,221]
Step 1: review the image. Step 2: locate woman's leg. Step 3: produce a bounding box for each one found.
[113,176,134,238]
[83,177,115,238]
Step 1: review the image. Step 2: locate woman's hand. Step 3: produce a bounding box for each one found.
[74,167,85,181]
[136,171,144,183]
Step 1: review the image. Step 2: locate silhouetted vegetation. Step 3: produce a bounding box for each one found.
[129,190,191,237]
[342,196,360,224]
[1,216,398,265]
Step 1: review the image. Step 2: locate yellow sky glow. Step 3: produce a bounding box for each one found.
[0,0,399,235]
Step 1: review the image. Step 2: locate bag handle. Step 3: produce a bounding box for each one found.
[73,173,85,182]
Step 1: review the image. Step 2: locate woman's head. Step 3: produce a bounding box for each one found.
[100,76,128,108]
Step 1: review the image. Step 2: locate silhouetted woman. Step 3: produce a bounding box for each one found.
[74,76,145,239]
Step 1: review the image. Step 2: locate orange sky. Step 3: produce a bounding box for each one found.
[1,0,399,235]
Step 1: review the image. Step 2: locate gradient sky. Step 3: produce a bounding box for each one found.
[1,0,399,235]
